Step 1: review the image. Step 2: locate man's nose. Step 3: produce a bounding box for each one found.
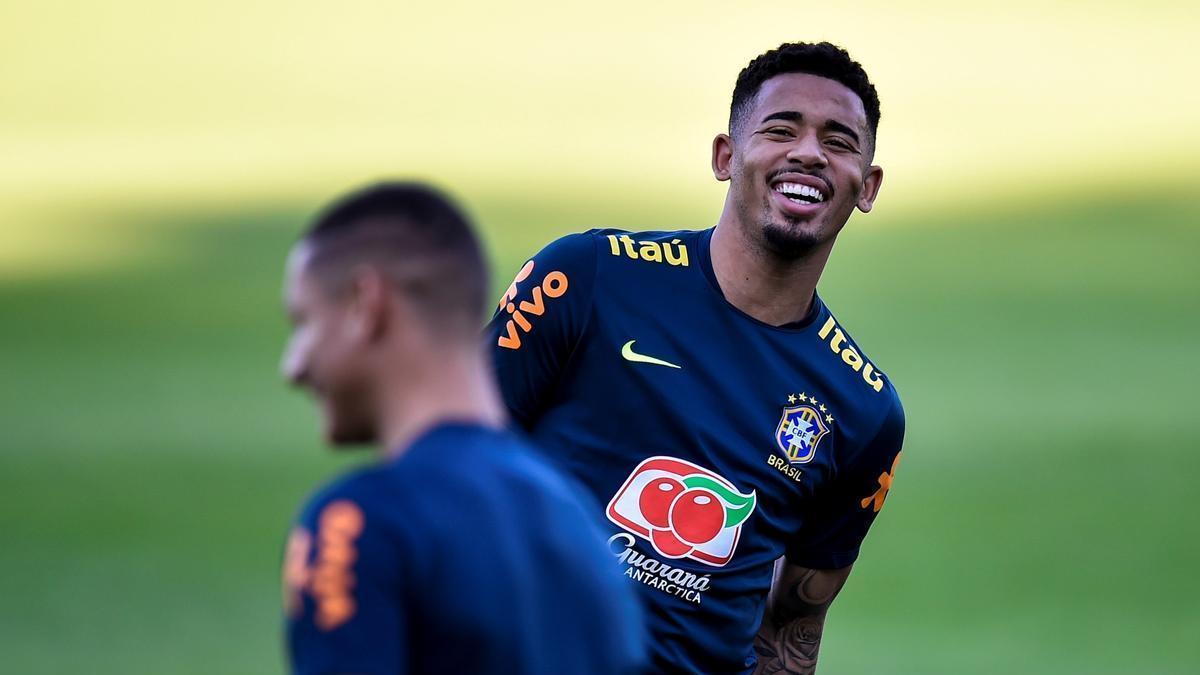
[281,343,307,387]
[785,131,828,170]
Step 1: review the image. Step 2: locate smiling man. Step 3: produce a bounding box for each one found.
[487,43,906,674]
[279,183,645,675]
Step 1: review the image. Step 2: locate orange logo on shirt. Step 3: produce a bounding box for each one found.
[281,500,366,631]
[311,500,364,630]
[861,452,901,513]
[495,260,570,350]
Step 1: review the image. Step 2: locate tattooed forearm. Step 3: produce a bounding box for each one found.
[753,564,852,675]
[753,614,823,674]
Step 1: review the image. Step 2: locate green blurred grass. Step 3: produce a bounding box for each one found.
[1,192,1197,674]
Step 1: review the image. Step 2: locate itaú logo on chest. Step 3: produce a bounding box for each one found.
[818,317,885,392]
[606,456,756,567]
[605,234,689,266]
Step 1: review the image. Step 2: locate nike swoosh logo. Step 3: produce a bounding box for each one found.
[621,340,682,369]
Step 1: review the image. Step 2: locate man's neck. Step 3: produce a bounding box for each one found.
[377,347,505,458]
[709,221,834,327]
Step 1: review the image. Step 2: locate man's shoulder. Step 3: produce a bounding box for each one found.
[441,428,592,506]
[393,424,588,509]
[524,229,600,267]
[589,227,702,269]
[813,302,903,415]
[291,431,580,543]
[493,227,705,349]
[385,427,610,562]
[526,227,703,267]
[293,464,395,530]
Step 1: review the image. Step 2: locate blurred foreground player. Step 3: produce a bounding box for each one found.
[279,182,645,675]
[488,43,904,674]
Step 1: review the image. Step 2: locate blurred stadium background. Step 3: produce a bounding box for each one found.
[2,2,1197,673]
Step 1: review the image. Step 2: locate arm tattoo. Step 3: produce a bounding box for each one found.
[753,565,851,675]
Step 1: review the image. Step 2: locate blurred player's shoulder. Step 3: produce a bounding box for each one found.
[389,423,605,519]
[342,423,646,674]
[293,424,604,531]
[292,463,384,527]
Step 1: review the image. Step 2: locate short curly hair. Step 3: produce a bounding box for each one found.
[730,42,880,139]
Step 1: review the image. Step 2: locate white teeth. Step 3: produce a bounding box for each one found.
[774,181,825,203]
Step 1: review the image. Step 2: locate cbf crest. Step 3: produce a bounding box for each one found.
[775,393,833,464]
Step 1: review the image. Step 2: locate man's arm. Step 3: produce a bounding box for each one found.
[753,559,853,675]
[486,232,597,427]
[762,394,905,673]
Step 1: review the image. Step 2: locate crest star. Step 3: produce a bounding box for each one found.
[798,393,808,402]
[825,414,833,424]
[819,404,827,412]
[787,394,796,404]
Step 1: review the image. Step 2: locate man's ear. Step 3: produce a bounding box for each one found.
[347,265,391,343]
[856,164,884,213]
[712,133,734,182]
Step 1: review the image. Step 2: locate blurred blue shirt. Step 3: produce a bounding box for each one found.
[283,422,646,675]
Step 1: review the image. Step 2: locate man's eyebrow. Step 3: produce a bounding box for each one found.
[761,111,804,125]
[760,111,862,145]
[824,119,861,144]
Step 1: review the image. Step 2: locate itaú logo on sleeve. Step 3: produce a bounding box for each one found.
[606,457,756,567]
[817,317,885,392]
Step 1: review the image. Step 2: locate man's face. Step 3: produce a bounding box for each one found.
[714,72,883,257]
[280,244,377,446]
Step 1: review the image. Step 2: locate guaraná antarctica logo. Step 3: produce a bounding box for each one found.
[607,456,757,567]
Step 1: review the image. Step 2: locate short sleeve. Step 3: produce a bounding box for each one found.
[486,232,597,428]
[284,491,406,675]
[786,395,906,569]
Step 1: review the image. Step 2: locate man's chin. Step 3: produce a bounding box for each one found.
[324,420,377,448]
[761,220,825,259]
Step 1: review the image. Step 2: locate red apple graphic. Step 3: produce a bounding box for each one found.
[650,526,692,558]
[639,476,684,528]
[670,488,725,545]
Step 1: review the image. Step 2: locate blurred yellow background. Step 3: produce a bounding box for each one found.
[3,0,1196,275]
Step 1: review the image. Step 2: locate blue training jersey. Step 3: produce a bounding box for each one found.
[487,227,905,674]
[282,422,647,675]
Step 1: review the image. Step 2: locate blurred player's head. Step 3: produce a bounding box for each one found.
[281,182,489,445]
[712,42,884,259]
